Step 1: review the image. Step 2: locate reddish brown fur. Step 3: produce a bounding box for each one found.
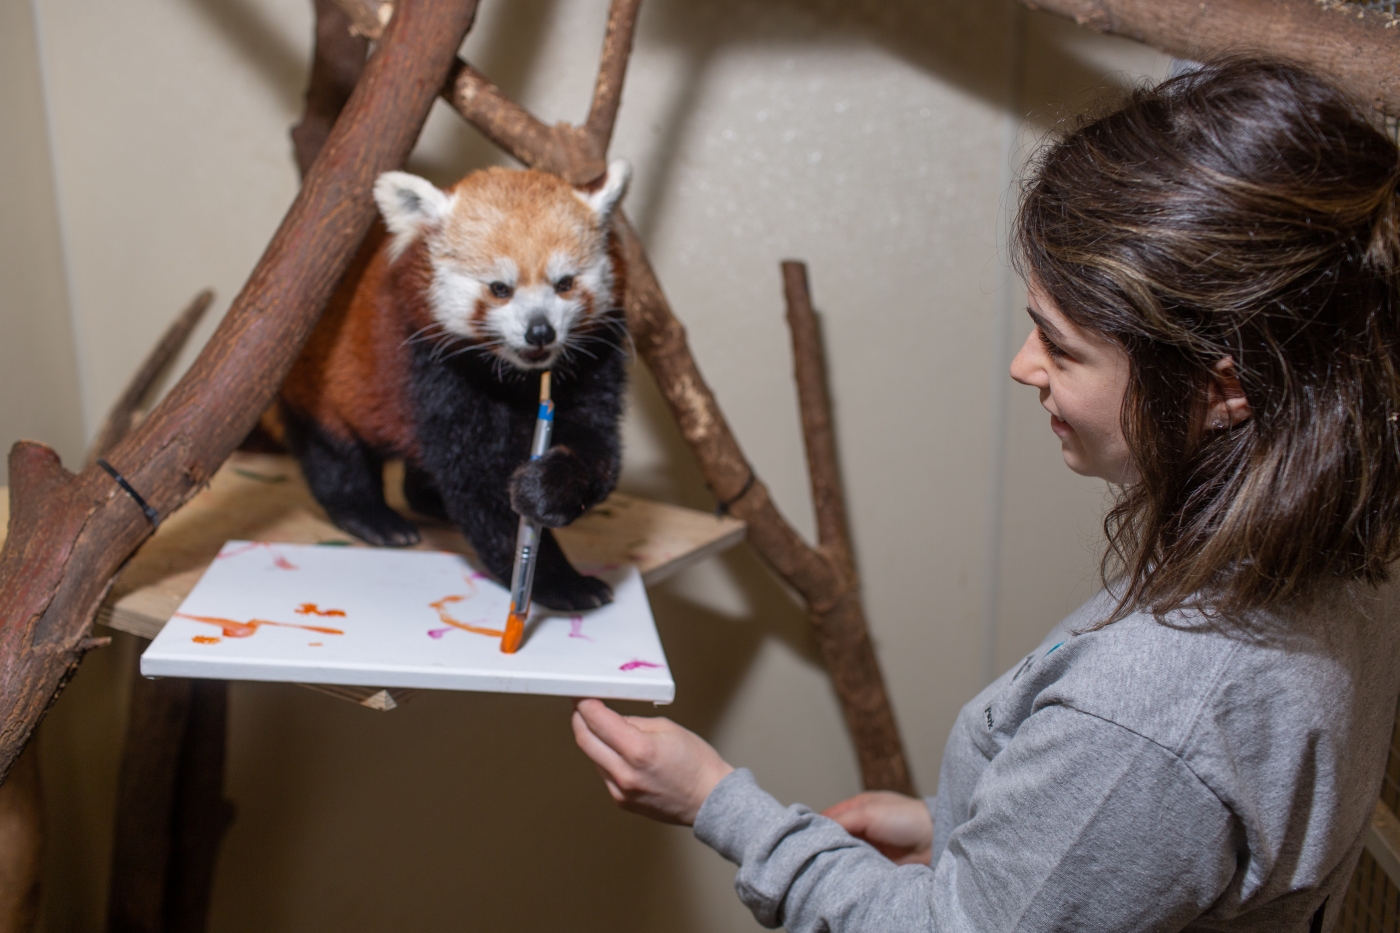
[281,224,433,459]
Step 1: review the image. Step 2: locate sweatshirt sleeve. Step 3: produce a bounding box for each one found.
[693,705,1239,933]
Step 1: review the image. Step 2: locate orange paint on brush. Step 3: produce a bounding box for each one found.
[501,610,526,654]
[176,613,345,639]
[429,596,504,638]
[192,635,221,645]
[295,603,346,617]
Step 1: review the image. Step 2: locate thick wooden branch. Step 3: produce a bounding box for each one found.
[0,0,480,781]
[1021,0,1400,116]
[86,290,214,469]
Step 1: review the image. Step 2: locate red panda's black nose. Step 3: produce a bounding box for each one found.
[526,318,556,348]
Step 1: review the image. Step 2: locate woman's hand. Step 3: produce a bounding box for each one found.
[822,791,934,865]
[572,698,734,826]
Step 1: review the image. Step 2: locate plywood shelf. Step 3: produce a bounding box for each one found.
[0,452,744,709]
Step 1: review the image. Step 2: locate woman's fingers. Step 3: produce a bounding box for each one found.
[820,791,935,866]
[571,699,734,826]
[823,794,877,835]
[572,709,637,785]
[575,698,650,762]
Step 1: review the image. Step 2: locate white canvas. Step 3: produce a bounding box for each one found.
[140,541,673,702]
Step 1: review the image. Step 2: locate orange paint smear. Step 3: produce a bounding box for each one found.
[192,635,221,645]
[430,596,504,638]
[295,603,346,617]
[176,613,345,639]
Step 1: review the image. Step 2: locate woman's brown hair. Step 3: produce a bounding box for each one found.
[1016,59,1400,622]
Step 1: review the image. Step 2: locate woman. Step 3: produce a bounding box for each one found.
[573,60,1400,932]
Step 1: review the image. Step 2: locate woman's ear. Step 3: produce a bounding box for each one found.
[1205,356,1252,431]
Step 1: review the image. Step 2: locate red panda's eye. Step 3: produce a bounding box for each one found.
[489,281,513,299]
[554,275,575,294]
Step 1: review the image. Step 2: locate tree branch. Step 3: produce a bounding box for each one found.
[583,0,643,161]
[782,262,853,578]
[292,0,369,179]
[0,0,481,781]
[1020,0,1400,116]
[445,59,590,179]
[325,0,391,39]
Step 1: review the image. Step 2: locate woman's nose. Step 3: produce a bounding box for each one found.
[1009,330,1046,387]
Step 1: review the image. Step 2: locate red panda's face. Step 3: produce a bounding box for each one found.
[374,163,630,371]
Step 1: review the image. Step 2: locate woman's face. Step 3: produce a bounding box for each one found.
[1009,281,1135,484]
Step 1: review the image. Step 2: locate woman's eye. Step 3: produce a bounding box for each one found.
[554,275,575,294]
[489,281,513,299]
[1037,327,1066,360]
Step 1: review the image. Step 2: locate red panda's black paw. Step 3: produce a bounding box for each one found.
[328,505,422,548]
[531,571,614,612]
[508,448,596,528]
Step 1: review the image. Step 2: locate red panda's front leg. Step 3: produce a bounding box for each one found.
[282,404,421,547]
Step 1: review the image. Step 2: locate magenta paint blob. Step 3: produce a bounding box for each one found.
[619,659,663,672]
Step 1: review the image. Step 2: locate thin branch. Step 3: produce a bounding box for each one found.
[444,60,591,179]
[619,220,914,793]
[583,0,644,163]
[1020,0,1400,117]
[782,262,854,580]
[86,289,214,468]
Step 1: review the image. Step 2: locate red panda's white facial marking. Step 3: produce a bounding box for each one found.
[374,162,630,371]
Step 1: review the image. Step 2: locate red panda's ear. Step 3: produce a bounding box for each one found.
[374,171,452,257]
[575,160,631,223]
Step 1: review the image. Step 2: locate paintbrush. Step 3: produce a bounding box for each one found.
[501,371,553,654]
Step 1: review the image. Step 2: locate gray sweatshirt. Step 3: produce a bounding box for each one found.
[694,586,1400,932]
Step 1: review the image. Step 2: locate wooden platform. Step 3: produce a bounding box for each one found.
[0,452,745,710]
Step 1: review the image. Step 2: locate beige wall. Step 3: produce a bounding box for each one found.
[0,0,84,484]
[11,1,1166,930]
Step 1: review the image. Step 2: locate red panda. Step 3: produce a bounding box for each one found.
[280,161,631,610]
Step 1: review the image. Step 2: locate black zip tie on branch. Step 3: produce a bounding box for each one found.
[96,459,161,529]
[714,469,756,517]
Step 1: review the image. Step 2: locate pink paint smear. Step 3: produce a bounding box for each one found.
[619,659,663,672]
[568,616,592,641]
[216,541,299,570]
